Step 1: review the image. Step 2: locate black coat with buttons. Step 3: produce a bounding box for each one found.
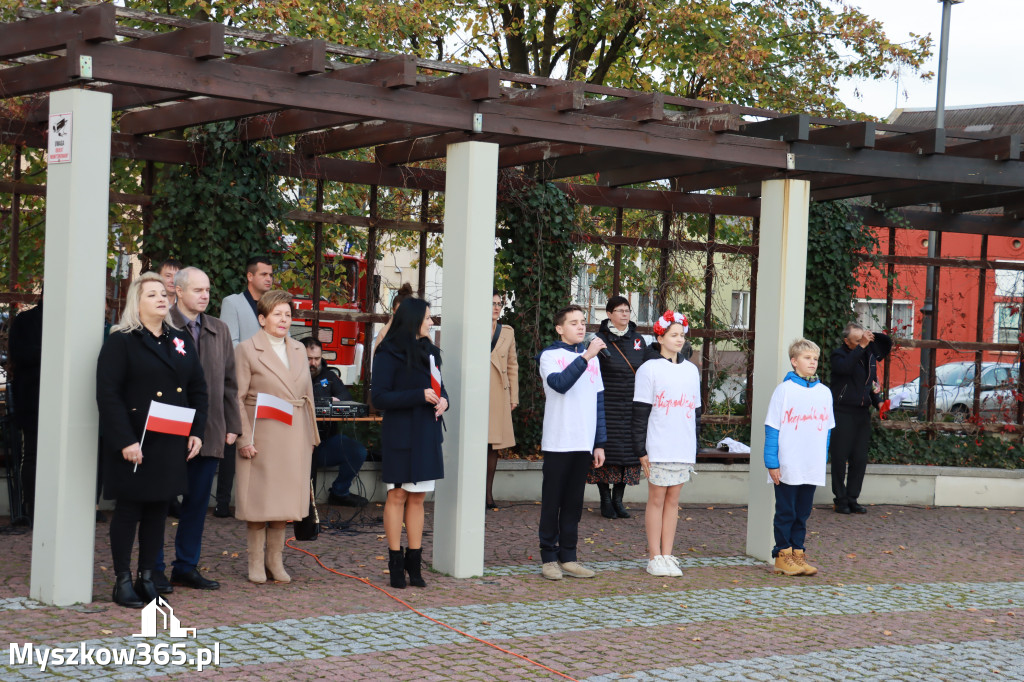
[96,325,209,501]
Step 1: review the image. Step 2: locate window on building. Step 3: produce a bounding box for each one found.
[636,289,657,325]
[994,268,1024,297]
[854,299,914,336]
[730,291,751,329]
[994,302,1021,344]
[573,265,607,324]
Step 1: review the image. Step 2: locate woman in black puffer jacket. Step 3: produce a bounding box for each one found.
[589,296,647,518]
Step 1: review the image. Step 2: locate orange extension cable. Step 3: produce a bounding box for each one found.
[286,538,578,681]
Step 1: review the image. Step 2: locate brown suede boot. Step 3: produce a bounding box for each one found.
[792,549,818,576]
[265,523,291,583]
[773,548,802,576]
[247,525,267,584]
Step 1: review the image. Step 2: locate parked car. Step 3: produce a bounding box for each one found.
[889,361,1020,421]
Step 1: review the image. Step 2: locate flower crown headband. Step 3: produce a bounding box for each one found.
[653,310,688,336]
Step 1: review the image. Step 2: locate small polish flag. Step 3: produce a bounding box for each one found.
[429,355,442,396]
[255,393,294,425]
[145,401,196,437]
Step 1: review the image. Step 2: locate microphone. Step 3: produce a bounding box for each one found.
[599,347,611,358]
[585,332,611,358]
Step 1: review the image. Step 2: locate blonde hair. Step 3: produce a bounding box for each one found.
[257,289,294,319]
[111,272,176,333]
[788,337,820,359]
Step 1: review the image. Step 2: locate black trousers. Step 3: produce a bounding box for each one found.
[830,406,872,504]
[215,442,236,509]
[109,499,169,574]
[538,451,593,563]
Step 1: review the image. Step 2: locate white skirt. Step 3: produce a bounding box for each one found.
[647,462,695,487]
[386,480,435,493]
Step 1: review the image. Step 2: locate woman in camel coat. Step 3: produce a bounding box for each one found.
[486,291,519,508]
[234,290,319,584]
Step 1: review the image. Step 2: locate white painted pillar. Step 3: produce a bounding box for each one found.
[30,89,112,605]
[433,141,499,578]
[745,179,810,562]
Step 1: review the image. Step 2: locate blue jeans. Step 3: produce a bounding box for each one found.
[155,455,219,575]
[772,482,816,557]
[313,434,368,496]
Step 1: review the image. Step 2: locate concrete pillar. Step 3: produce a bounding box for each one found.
[433,141,499,578]
[745,179,810,562]
[30,89,112,605]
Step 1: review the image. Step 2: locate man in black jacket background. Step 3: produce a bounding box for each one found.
[829,322,888,514]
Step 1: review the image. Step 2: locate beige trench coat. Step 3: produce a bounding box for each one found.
[234,332,320,522]
[488,325,519,450]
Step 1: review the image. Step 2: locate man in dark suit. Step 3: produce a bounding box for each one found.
[8,299,43,524]
[152,267,242,592]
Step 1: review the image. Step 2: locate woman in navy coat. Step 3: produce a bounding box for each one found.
[371,297,448,589]
[97,272,208,608]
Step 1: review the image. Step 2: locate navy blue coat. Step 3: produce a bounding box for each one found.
[371,339,448,485]
[96,325,208,501]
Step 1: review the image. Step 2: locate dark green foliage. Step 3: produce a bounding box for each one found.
[497,179,577,455]
[146,122,288,314]
[871,425,1024,469]
[803,201,880,384]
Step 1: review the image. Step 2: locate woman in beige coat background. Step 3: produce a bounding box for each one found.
[235,290,319,584]
[486,291,519,509]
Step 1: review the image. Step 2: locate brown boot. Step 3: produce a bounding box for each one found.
[265,523,291,583]
[792,549,818,576]
[773,548,802,576]
[247,524,267,584]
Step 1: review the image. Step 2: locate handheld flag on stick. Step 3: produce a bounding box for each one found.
[429,355,442,396]
[252,393,295,446]
[137,401,196,472]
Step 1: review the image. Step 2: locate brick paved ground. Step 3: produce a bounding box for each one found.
[1,500,1022,680]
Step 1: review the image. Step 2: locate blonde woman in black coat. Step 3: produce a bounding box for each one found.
[97,272,208,608]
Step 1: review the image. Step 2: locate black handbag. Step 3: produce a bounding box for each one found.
[293,481,319,541]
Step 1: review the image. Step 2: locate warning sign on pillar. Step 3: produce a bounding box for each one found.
[48,112,73,164]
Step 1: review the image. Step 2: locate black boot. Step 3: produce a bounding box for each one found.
[611,484,631,518]
[388,548,407,589]
[134,570,161,604]
[405,548,427,588]
[112,572,144,609]
[597,484,615,519]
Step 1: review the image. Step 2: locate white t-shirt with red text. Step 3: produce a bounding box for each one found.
[633,357,701,464]
[764,378,835,485]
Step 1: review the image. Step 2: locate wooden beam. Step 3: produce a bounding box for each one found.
[806,121,875,149]
[674,165,785,192]
[286,210,443,233]
[853,205,1024,238]
[944,134,1020,161]
[583,92,665,122]
[871,182,1019,210]
[504,83,585,111]
[737,114,810,141]
[124,22,225,60]
[874,129,945,155]
[557,183,760,217]
[941,188,1024,213]
[375,131,526,166]
[498,141,598,168]
[0,3,114,60]
[541,149,670,180]
[597,158,721,187]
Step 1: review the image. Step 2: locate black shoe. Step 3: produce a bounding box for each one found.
[134,570,161,604]
[405,548,427,588]
[112,572,144,609]
[213,503,231,518]
[150,569,174,595]
[328,492,368,507]
[171,568,220,590]
[388,548,407,589]
[486,501,498,511]
[167,498,182,519]
[849,501,868,514]
[95,509,108,523]
[611,483,631,519]
[834,502,852,514]
[597,484,616,519]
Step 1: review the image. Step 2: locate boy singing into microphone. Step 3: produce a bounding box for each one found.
[537,304,607,580]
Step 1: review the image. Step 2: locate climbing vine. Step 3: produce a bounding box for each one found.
[146,122,288,314]
[496,176,577,456]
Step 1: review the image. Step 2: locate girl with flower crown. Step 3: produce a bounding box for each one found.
[631,311,701,577]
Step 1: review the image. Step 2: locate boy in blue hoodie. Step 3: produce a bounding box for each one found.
[764,338,834,576]
[537,304,607,580]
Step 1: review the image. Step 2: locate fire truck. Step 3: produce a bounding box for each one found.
[287,253,368,384]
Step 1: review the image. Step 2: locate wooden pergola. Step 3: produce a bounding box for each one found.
[4,2,1024,604]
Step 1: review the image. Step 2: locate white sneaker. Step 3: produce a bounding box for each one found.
[646,555,670,577]
[663,554,683,577]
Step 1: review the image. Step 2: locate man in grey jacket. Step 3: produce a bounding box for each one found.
[214,256,273,516]
[152,267,243,592]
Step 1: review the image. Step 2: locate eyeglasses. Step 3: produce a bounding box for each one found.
[611,307,631,314]
[492,302,503,307]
